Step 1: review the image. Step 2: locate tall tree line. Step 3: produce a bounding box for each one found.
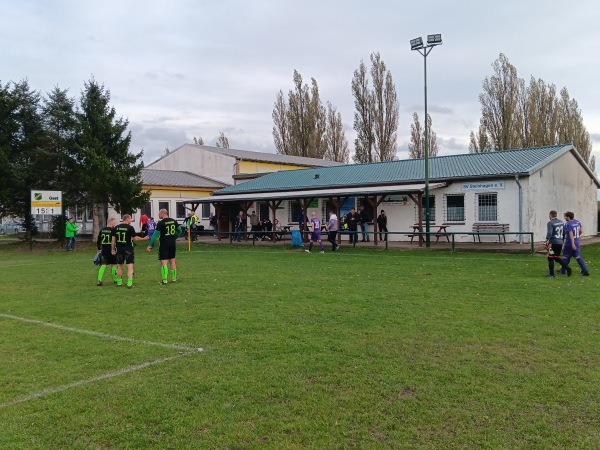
[0,78,148,239]
[470,53,595,170]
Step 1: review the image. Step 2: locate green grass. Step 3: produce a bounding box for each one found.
[1,240,599,449]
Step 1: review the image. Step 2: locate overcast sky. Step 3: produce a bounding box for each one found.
[2,0,599,169]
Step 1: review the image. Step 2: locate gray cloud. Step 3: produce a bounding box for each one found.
[2,0,599,167]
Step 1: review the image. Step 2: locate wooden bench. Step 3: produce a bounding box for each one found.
[472,223,509,242]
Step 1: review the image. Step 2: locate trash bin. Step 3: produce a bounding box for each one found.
[291,230,304,248]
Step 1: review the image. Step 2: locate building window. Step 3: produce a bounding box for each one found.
[289,201,302,223]
[141,201,152,218]
[477,193,497,222]
[176,202,186,220]
[418,196,436,222]
[201,203,210,218]
[445,194,465,222]
[258,202,269,220]
[158,201,170,216]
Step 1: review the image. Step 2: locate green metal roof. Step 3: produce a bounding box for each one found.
[215,144,597,195]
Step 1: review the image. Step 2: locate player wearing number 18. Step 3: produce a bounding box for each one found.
[111,214,148,289]
[147,208,183,284]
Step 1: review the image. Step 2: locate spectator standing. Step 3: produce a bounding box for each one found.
[186,211,199,241]
[359,205,371,242]
[297,211,305,232]
[561,211,590,276]
[234,210,245,242]
[208,213,217,236]
[327,210,340,252]
[249,210,260,239]
[147,208,183,284]
[377,210,388,241]
[346,208,360,244]
[65,217,79,252]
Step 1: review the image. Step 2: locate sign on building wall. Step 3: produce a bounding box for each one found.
[31,190,62,215]
[383,195,409,205]
[461,181,505,191]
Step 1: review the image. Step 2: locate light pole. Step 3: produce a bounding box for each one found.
[410,34,442,248]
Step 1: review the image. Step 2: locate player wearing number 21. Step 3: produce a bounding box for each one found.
[147,208,183,285]
[111,214,148,289]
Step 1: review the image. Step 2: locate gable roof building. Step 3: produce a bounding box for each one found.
[199,145,598,243]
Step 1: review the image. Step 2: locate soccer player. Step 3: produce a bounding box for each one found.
[327,210,340,252]
[111,214,147,289]
[545,210,569,278]
[96,217,118,286]
[561,211,590,276]
[147,208,183,284]
[305,212,324,254]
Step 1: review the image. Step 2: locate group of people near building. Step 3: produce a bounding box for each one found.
[545,210,590,278]
[341,206,388,244]
[94,209,182,289]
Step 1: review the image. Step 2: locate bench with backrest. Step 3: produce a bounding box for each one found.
[472,223,510,242]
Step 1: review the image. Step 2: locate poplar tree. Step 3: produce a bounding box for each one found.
[471,53,594,170]
[352,52,399,162]
[408,112,438,159]
[324,102,349,163]
[272,70,327,159]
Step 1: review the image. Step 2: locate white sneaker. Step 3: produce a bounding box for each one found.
[320,251,325,254]
[305,250,311,253]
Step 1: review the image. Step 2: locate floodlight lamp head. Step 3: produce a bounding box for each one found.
[427,34,442,45]
[410,37,424,50]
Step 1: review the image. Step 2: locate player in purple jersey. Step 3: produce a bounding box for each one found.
[305,212,324,253]
[561,211,590,276]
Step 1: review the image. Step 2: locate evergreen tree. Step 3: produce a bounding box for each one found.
[0,80,46,236]
[75,79,149,239]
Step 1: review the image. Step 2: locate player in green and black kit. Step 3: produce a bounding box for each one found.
[111,214,148,288]
[147,208,182,284]
[96,217,118,286]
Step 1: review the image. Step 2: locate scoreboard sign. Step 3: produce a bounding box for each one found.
[31,190,62,215]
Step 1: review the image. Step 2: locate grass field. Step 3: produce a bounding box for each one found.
[0,240,599,449]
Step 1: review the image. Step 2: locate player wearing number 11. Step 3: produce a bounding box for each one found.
[147,208,183,284]
[111,214,148,289]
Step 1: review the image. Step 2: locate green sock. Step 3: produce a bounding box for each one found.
[98,266,106,282]
[171,269,177,280]
[161,265,168,282]
[117,278,122,286]
[111,266,118,282]
[127,277,133,287]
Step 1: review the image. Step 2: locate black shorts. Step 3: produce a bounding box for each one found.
[158,241,176,261]
[101,250,117,265]
[116,247,134,265]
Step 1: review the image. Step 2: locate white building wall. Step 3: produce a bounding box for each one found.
[527,152,598,241]
[148,146,235,184]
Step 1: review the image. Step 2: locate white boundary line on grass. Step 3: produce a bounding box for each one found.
[0,351,196,409]
[0,313,204,409]
[0,313,199,351]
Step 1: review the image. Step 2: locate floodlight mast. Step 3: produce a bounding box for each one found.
[410,34,442,248]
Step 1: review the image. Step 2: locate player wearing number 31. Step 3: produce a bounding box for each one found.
[147,208,183,284]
